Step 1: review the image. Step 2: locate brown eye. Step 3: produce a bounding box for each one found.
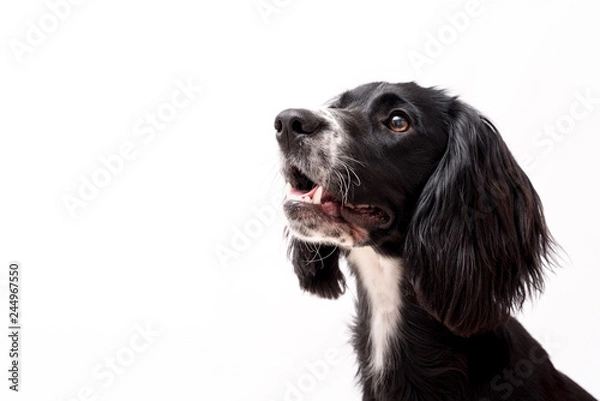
[387,112,409,132]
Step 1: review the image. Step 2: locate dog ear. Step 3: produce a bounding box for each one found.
[404,101,555,337]
[288,236,346,299]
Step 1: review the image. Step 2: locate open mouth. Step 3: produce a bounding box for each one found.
[284,166,393,230]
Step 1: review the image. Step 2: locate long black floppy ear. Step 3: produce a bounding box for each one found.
[288,236,346,299]
[405,101,555,337]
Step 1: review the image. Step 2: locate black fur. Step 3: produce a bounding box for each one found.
[288,236,345,299]
[405,104,552,337]
[276,82,596,401]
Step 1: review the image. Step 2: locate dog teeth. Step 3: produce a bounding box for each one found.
[285,183,326,205]
[313,186,323,204]
[345,203,356,209]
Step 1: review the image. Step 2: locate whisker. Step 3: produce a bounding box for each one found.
[339,154,367,167]
[304,244,338,267]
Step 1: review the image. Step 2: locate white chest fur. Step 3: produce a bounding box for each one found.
[348,247,403,374]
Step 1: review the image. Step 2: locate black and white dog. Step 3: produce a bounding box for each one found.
[275,82,596,401]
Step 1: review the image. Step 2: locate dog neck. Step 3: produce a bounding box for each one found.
[347,246,471,397]
[347,247,403,376]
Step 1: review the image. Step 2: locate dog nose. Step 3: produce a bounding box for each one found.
[274,109,321,143]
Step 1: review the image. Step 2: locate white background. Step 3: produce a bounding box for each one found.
[1,0,599,400]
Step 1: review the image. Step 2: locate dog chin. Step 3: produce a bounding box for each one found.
[285,218,367,248]
[283,200,373,248]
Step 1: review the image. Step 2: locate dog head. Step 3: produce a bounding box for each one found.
[277,82,449,248]
[275,82,554,336]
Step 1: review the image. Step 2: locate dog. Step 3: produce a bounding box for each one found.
[275,82,596,401]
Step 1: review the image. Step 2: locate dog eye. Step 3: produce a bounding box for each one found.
[387,112,409,133]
